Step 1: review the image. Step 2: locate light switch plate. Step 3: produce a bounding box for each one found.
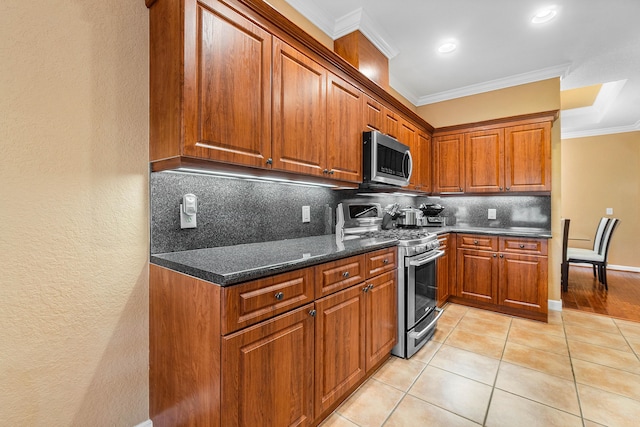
[488,209,497,220]
[302,206,311,223]
[606,207,613,215]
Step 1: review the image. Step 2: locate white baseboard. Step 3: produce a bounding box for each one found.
[570,262,640,273]
[134,420,152,427]
[548,299,563,311]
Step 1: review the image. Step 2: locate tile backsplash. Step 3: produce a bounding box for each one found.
[150,172,551,254]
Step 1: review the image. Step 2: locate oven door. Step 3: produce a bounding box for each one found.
[406,249,444,328]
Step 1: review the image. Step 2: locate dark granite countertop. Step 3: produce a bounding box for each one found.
[433,226,552,238]
[150,234,397,286]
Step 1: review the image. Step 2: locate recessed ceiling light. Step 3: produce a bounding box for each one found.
[437,42,457,54]
[531,6,557,24]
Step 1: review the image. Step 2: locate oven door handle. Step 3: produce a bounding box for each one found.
[408,307,444,340]
[409,250,445,267]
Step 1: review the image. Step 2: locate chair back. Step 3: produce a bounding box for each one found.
[561,218,570,261]
[593,217,610,253]
[600,218,620,260]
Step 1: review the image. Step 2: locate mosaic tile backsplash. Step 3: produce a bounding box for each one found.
[150,172,551,254]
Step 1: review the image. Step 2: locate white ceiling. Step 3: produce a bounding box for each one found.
[284,0,640,138]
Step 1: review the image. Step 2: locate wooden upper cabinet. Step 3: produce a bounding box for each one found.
[433,133,465,193]
[272,38,327,177]
[364,95,385,133]
[464,129,505,193]
[151,0,273,168]
[417,131,432,192]
[384,110,400,139]
[504,122,551,192]
[326,73,363,182]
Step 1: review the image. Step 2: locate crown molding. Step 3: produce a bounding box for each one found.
[388,73,420,105]
[413,62,572,106]
[281,0,335,36]
[334,8,400,58]
[561,119,640,139]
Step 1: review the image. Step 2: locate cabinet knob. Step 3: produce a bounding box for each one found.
[383,259,389,264]
[266,158,273,165]
[519,244,525,248]
[473,240,479,245]
[309,309,317,317]
[506,187,511,191]
[459,187,463,192]
[322,169,329,174]
[274,292,284,301]
[493,253,497,258]
[368,284,374,291]
[500,254,504,258]
[363,285,370,293]
[329,170,335,175]
[342,271,350,278]
[499,186,503,191]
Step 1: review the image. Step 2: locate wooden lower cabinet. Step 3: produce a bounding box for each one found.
[150,249,398,427]
[436,233,453,307]
[315,285,365,416]
[452,234,548,321]
[222,304,315,427]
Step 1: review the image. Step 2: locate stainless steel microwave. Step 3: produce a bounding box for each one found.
[363,131,412,187]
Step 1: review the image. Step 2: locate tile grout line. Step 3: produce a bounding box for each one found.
[480,314,513,427]
[561,311,587,426]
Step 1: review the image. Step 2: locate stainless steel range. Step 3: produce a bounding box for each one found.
[338,200,445,359]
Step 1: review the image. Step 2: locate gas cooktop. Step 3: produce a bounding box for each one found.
[360,228,437,247]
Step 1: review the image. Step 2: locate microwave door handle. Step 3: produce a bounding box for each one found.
[403,150,413,180]
[409,250,445,267]
[408,307,444,339]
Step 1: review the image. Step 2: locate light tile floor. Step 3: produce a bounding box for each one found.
[320,303,640,427]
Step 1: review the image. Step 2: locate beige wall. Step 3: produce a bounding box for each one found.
[0,1,149,425]
[417,79,560,128]
[561,131,640,268]
[265,0,334,49]
[417,79,564,302]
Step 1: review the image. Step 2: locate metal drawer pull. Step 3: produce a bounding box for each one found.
[383,259,389,264]
[500,254,504,258]
[309,309,316,317]
[368,284,374,291]
[408,308,444,340]
[519,244,525,248]
[363,285,370,292]
[342,271,350,278]
[493,253,497,258]
[274,292,284,300]
[473,240,478,245]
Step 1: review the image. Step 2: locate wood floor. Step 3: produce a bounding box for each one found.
[562,265,640,322]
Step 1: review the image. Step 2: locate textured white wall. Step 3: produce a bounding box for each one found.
[0,0,149,425]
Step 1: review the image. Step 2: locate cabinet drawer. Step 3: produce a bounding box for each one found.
[315,255,365,298]
[222,268,314,334]
[365,247,397,278]
[437,233,450,249]
[457,234,498,251]
[500,237,548,255]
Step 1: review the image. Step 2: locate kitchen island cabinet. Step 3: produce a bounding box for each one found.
[452,233,548,321]
[150,243,398,427]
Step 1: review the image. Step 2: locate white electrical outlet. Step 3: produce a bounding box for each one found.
[488,209,497,220]
[606,208,613,215]
[302,206,311,223]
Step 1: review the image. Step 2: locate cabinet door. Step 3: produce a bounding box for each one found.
[384,110,400,139]
[315,285,366,416]
[504,122,551,192]
[365,271,397,371]
[272,38,327,176]
[326,73,363,182]
[222,304,315,427]
[417,131,432,192]
[184,1,272,168]
[464,129,504,193]
[398,118,420,189]
[456,249,498,303]
[436,234,451,307]
[364,95,385,133]
[498,253,548,314]
[433,134,464,193]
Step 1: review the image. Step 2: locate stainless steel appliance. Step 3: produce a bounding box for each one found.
[419,203,446,227]
[339,201,444,359]
[362,131,412,187]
